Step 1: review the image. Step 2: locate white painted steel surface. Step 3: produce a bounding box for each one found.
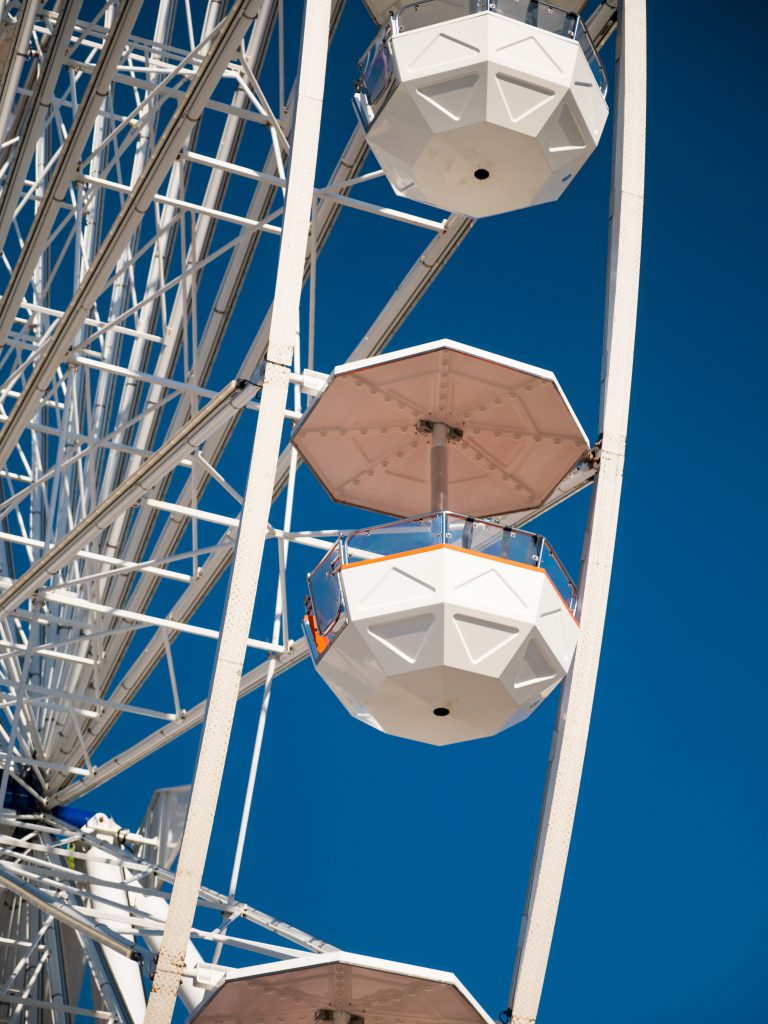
[82,815,146,1024]
[363,11,608,216]
[0,0,263,468]
[0,0,629,1019]
[314,546,579,744]
[0,0,40,147]
[129,890,204,1011]
[508,3,646,1020]
[143,2,333,1021]
[0,381,258,616]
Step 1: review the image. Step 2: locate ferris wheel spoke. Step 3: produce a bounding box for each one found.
[59,137,379,768]
[0,380,257,617]
[65,208,485,749]
[49,636,309,807]
[0,0,261,470]
[0,4,114,262]
[0,2,141,361]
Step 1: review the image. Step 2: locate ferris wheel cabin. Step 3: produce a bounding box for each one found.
[353,0,609,218]
[293,341,588,746]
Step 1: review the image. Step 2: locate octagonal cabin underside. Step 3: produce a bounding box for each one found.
[291,341,589,520]
[308,544,579,746]
[362,9,608,217]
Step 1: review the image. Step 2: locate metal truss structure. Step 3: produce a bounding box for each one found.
[0,2,645,1023]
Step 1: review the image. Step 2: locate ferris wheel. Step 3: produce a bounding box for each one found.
[0,2,645,1023]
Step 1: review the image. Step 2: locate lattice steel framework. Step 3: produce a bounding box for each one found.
[0,2,644,1022]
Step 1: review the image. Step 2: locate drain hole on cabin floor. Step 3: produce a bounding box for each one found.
[474,168,490,180]
[433,707,450,716]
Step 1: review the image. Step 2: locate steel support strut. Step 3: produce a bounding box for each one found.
[507,2,646,1022]
[0,0,260,469]
[142,2,333,1021]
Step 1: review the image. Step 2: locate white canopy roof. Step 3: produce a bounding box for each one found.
[189,952,495,1024]
[292,340,590,518]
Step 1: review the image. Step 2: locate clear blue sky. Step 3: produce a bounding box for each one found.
[88,3,766,1022]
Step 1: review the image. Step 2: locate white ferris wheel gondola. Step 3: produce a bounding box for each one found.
[294,341,587,744]
[354,1,609,217]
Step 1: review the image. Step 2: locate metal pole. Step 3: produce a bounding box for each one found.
[143,2,333,1021]
[0,381,258,616]
[0,1,41,146]
[430,422,449,510]
[507,2,646,1021]
[0,865,139,962]
[0,0,258,469]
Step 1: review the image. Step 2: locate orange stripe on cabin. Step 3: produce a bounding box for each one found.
[305,614,330,655]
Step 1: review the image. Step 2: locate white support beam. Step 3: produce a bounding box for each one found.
[46,647,311,808]
[587,0,619,50]
[90,120,361,649]
[74,50,352,730]
[0,1,42,148]
[40,587,285,655]
[0,529,193,583]
[507,4,646,1022]
[0,0,81,253]
[54,2,286,739]
[313,189,447,231]
[0,864,141,962]
[79,172,284,234]
[43,4,342,778]
[144,3,333,1019]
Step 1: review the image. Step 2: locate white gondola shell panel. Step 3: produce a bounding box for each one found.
[361,8,608,217]
[312,546,579,745]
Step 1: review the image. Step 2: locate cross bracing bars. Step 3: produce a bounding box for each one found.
[80,0,282,596]
[40,588,286,656]
[38,201,478,788]
[0,812,336,1004]
[43,207,472,789]
[0,863,141,962]
[59,0,291,704]
[0,1,142,328]
[0,380,258,616]
[0,0,262,468]
[0,1,81,256]
[0,0,626,1015]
